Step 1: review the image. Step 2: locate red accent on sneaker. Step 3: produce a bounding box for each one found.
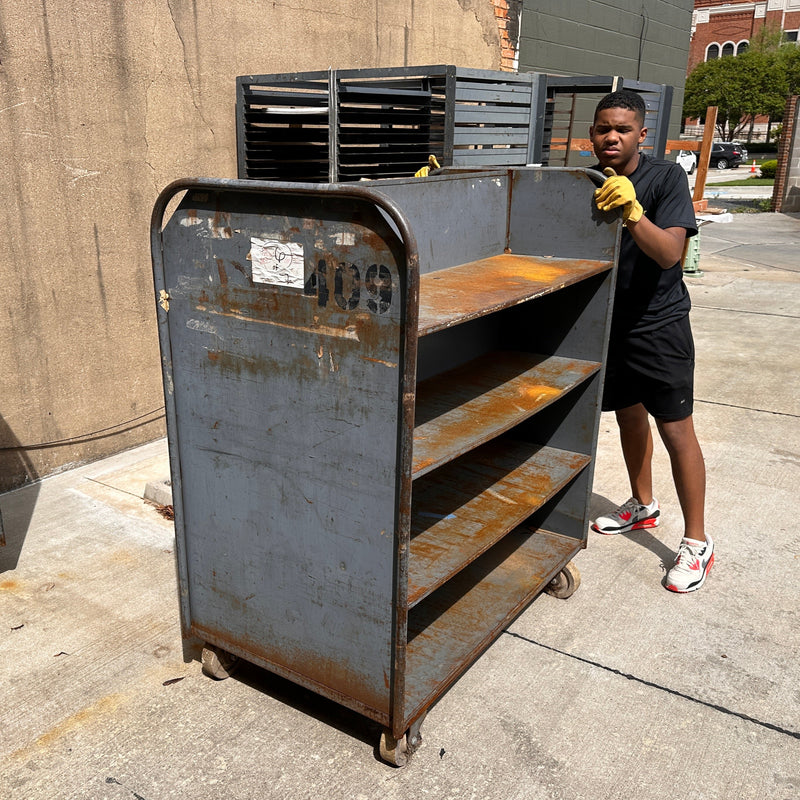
[631,519,657,530]
[620,511,632,522]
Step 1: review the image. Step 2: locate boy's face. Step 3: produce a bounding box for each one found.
[589,107,647,175]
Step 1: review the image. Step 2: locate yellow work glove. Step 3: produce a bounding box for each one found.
[594,167,644,224]
[414,154,441,178]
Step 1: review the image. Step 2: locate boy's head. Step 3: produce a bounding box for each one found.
[593,90,646,126]
[589,90,647,176]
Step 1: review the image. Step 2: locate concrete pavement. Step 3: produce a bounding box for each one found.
[1,212,799,800]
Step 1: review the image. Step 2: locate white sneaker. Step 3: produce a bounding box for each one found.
[666,535,715,593]
[592,497,660,535]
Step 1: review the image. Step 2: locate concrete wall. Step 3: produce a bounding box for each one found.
[0,1,502,492]
[518,0,693,144]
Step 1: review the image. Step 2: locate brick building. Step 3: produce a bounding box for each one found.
[689,0,800,72]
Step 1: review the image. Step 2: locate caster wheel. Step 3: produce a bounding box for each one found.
[379,730,409,767]
[379,713,425,767]
[545,561,581,599]
[201,643,240,680]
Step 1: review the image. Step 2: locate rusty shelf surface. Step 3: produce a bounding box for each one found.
[408,440,590,607]
[417,254,613,336]
[412,351,600,478]
[404,527,580,721]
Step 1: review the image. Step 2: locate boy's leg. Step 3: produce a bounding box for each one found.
[615,403,654,505]
[655,414,706,541]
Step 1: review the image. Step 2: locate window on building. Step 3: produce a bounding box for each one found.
[721,42,735,57]
[737,40,749,54]
[784,30,798,43]
[706,43,720,60]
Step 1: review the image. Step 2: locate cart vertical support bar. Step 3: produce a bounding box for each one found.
[391,240,420,740]
[150,180,196,634]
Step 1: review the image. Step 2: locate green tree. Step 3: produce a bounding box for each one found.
[683,23,795,140]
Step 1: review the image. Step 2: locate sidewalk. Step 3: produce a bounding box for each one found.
[689,166,774,205]
[2,213,799,800]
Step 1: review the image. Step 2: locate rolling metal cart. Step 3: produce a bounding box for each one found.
[150,167,620,765]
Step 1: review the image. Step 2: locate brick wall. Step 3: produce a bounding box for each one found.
[493,0,522,71]
[772,95,800,213]
[689,0,800,73]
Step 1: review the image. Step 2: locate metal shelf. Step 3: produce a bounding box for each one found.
[405,527,580,722]
[417,254,613,336]
[412,351,600,478]
[409,440,591,606]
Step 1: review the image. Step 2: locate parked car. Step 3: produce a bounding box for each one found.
[676,150,697,174]
[710,142,745,169]
[723,140,749,160]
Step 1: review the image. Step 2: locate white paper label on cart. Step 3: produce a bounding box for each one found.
[250,238,305,287]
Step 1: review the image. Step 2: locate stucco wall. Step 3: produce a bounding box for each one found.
[0,1,502,491]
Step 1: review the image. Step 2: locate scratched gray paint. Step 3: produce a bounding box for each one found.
[157,187,409,716]
[371,172,510,274]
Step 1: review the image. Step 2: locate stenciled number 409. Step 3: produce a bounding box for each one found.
[305,260,393,314]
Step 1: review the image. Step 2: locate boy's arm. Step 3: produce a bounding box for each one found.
[625,216,687,269]
[594,168,688,269]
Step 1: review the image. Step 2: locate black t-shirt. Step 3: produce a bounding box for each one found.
[599,154,698,336]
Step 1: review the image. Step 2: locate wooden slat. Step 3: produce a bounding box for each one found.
[412,352,600,477]
[404,528,580,721]
[409,439,590,606]
[417,254,612,336]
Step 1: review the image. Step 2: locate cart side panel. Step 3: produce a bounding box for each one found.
[374,172,510,273]
[508,168,619,262]
[158,187,407,717]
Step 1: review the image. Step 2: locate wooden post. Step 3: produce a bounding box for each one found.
[682,106,717,275]
[693,106,717,207]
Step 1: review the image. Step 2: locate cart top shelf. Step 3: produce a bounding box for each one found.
[417,253,613,336]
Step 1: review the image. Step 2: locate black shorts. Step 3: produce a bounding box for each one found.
[602,315,695,421]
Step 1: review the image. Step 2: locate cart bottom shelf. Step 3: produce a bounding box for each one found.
[404,527,580,722]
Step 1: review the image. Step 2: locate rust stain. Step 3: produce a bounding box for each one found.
[197,624,389,715]
[216,259,228,286]
[109,549,136,566]
[360,229,390,252]
[8,693,128,762]
[418,254,611,335]
[203,307,362,340]
[361,356,397,368]
[230,261,249,278]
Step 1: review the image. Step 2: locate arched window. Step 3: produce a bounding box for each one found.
[721,42,735,57]
[706,43,720,60]
[737,40,749,54]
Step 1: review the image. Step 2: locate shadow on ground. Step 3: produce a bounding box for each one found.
[0,416,40,572]
[590,491,676,568]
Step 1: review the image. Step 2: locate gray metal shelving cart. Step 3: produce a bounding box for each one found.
[150,167,620,765]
